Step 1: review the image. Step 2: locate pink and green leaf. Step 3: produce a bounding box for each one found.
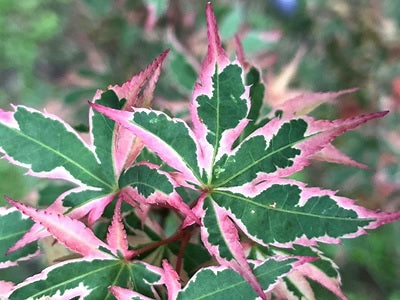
[212,112,386,188]
[201,198,265,298]
[276,272,316,299]
[6,197,113,258]
[7,258,163,299]
[211,180,400,247]
[119,163,198,224]
[0,106,111,189]
[267,245,345,299]
[176,257,306,300]
[110,286,155,300]
[90,104,202,185]
[190,4,247,177]
[109,50,168,174]
[0,207,39,269]
[90,89,123,182]
[193,63,250,177]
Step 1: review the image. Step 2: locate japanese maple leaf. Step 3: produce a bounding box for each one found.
[91,3,400,299]
[0,50,196,256]
[3,196,170,299]
[234,33,369,169]
[3,194,308,300]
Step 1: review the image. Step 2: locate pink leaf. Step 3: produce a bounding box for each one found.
[107,198,131,258]
[162,260,181,300]
[297,263,347,300]
[109,50,169,108]
[270,88,360,117]
[109,286,154,300]
[86,193,116,226]
[0,280,14,298]
[121,189,151,227]
[312,143,368,169]
[6,197,112,258]
[7,188,115,254]
[234,35,250,70]
[6,223,48,255]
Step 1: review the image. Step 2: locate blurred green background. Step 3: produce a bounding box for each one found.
[0,0,399,298]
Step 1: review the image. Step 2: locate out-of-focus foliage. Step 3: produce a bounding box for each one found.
[0,0,70,107]
[0,0,399,298]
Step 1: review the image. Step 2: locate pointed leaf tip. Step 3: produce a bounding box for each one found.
[5,196,111,258]
[204,1,228,67]
[162,260,181,300]
[107,198,129,258]
[109,286,154,300]
[105,49,169,109]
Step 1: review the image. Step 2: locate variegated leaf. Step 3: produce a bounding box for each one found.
[7,258,163,300]
[261,245,345,299]
[177,257,307,300]
[0,106,110,189]
[0,207,39,269]
[110,286,154,300]
[119,163,198,225]
[6,197,113,258]
[91,89,123,182]
[276,272,315,299]
[91,4,400,299]
[90,104,202,185]
[211,180,400,247]
[193,63,250,178]
[201,198,264,298]
[211,112,386,188]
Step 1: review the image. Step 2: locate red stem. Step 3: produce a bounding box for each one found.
[176,230,191,274]
[131,227,192,258]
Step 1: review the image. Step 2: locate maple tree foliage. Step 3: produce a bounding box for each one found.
[0,3,399,300]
